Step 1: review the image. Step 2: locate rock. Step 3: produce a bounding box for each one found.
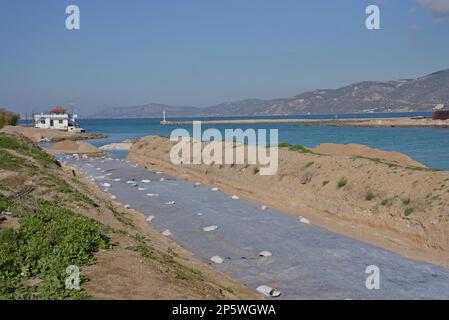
[259,251,272,257]
[124,204,131,209]
[110,195,116,200]
[162,229,172,236]
[146,215,155,222]
[165,201,176,205]
[211,187,219,191]
[260,205,268,210]
[138,187,146,191]
[102,183,111,188]
[160,178,165,182]
[210,256,224,264]
[231,195,239,200]
[256,285,281,298]
[299,216,310,224]
[203,225,218,232]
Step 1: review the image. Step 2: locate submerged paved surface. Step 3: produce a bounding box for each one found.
[62,155,449,299]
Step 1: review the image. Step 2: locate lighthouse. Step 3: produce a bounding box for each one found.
[162,110,166,123]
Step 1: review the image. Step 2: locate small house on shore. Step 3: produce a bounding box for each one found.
[34,106,84,132]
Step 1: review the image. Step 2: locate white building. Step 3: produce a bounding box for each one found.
[34,106,84,132]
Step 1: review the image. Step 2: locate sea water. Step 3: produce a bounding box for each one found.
[75,112,449,171]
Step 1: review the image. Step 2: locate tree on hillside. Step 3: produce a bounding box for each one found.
[0,108,20,128]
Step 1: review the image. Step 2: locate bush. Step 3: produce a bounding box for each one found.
[365,191,375,201]
[0,108,20,129]
[337,177,348,189]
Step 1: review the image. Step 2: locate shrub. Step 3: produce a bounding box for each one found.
[402,197,411,205]
[0,108,20,129]
[404,208,414,216]
[365,191,375,201]
[337,177,348,189]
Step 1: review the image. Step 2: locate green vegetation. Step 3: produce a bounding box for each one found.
[0,197,110,299]
[337,177,348,189]
[126,244,204,282]
[365,191,375,201]
[322,180,330,186]
[253,167,260,175]
[277,142,313,154]
[404,208,414,216]
[0,108,19,129]
[0,133,53,165]
[304,161,314,169]
[402,197,411,206]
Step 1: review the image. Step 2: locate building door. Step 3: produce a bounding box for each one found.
[50,120,54,127]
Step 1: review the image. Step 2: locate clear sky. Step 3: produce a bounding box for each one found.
[1,0,449,115]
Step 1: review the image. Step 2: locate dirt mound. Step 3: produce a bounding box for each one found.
[312,143,426,168]
[47,140,103,156]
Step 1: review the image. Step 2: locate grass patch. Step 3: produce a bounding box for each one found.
[0,197,110,300]
[253,167,260,175]
[337,177,348,189]
[404,208,414,216]
[0,134,53,165]
[402,197,411,206]
[278,142,313,154]
[322,180,329,186]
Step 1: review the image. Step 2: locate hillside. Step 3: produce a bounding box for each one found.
[90,69,449,118]
[0,133,257,299]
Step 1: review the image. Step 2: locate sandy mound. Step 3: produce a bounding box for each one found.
[47,140,103,156]
[128,136,449,261]
[312,143,426,168]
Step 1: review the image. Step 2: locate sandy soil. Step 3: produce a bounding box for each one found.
[0,125,107,143]
[312,143,425,168]
[46,140,104,156]
[128,136,449,267]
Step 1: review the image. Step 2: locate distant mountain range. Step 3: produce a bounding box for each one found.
[89,69,449,118]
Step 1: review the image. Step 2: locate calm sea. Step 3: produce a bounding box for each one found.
[59,112,448,171]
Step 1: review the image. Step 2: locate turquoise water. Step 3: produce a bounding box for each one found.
[75,112,449,171]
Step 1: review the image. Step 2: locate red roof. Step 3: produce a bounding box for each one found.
[51,106,67,113]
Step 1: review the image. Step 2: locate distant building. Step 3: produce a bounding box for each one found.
[34,106,84,132]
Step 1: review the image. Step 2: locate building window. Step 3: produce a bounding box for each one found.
[59,120,63,124]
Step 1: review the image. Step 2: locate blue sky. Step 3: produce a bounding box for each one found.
[1,0,449,115]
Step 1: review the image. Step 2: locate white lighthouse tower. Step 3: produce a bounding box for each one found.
[162,110,166,123]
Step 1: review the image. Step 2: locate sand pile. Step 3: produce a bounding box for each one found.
[47,140,103,156]
[312,143,426,168]
[128,136,449,260]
